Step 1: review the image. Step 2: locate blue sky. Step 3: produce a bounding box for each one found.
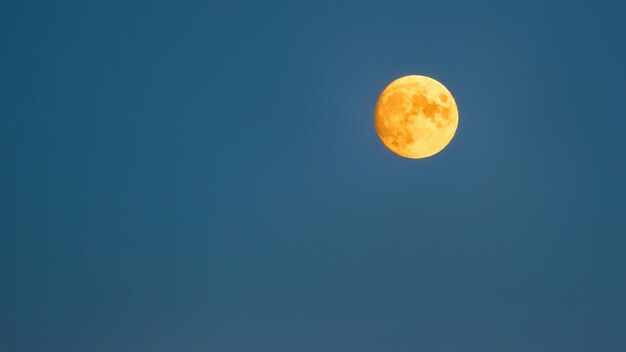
[3,0,626,351]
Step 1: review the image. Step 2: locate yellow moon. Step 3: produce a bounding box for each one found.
[374,75,459,159]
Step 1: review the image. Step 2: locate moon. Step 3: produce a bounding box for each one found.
[374,75,459,159]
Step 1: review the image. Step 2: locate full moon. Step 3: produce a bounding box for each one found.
[374,75,459,159]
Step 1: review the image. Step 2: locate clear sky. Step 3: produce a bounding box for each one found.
[3,0,626,351]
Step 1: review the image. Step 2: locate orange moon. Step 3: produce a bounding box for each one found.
[374,75,459,159]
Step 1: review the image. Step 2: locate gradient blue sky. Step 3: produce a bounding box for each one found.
[3,0,626,351]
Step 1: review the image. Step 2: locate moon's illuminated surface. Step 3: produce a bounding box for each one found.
[374,75,459,159]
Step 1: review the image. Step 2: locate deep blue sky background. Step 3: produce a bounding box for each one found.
[3,0,626,351]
